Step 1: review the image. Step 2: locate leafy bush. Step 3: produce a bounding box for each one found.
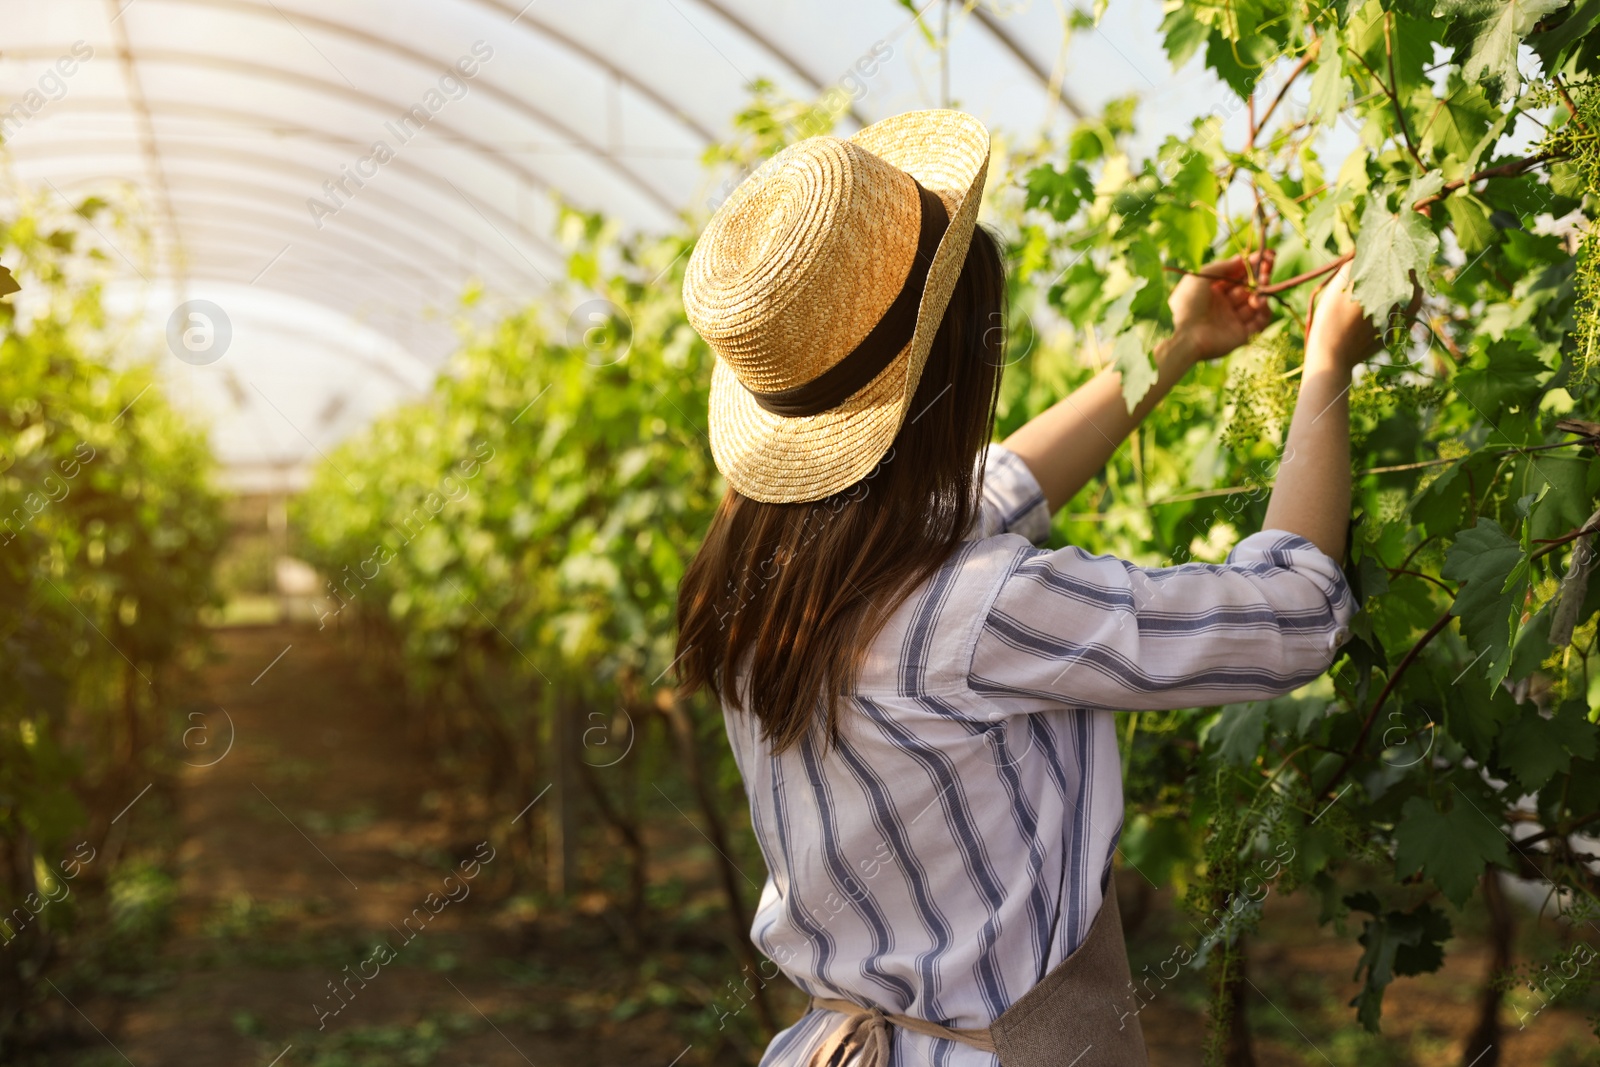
[0,184,223,1050]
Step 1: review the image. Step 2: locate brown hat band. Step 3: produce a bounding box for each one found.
[746,179,951,418]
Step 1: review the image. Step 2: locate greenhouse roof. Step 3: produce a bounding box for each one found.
[1,0,1248,490]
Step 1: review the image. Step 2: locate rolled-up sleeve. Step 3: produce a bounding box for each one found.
[969,531,1356,710]
[975,444,1052,545]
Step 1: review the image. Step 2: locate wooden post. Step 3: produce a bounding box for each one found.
[661,694,777,1035]
[1462,871,1513,1067]
[545,691,576,898]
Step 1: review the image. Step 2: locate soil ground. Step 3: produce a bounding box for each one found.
[30,622,1600,1066]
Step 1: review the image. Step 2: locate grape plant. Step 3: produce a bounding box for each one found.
[0,186,224,1052]
[1010,0,1600,1057]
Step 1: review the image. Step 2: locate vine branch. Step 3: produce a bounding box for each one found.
[1315,609,1453,802]
[1384,14,1426,167]
[1412,153,1557,211]
[1251,41,1322,147]
[1553,74,1591,137]
[1314,517,1600,804]
[1259,251,1354,294]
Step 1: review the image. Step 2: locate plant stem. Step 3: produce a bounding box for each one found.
[1553,74,1590,136]
[1259,251,1354,294]
[1316,609,1454,801]
[1413,153,1556,211]
[1516,810,1600,848]
[1387,567,1455,594]
[1252,44,1322,144]
[1384,14,1426,166]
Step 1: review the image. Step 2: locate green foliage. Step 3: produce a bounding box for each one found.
[1351,187,1437,316]
[1436,0,1571,104]
[0,182,222,1046]
[1441,517,1526,686]
[1346,891,1452,1029]
[1392,793,1511,906]
[1008,0,1600,1051]
[296,211,713,696]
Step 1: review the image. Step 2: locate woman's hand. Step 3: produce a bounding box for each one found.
[1168,250,1275,366]
[1304,262,1383,373]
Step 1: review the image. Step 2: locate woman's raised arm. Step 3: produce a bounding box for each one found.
[1261,261,1384,561]
[1002,252,1273,512]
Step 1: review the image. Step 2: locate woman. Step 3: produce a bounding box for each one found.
[676,111,1373,1067]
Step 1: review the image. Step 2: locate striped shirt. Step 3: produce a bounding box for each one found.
[722,444,1355,1066]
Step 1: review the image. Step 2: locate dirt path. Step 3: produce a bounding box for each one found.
[81,623,687,1067]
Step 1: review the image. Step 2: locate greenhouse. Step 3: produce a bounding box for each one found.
[1,1,1598,1064]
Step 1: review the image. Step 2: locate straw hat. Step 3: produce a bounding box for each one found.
[683,109,990,504]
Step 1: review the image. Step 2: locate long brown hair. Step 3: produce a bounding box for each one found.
[675,224,1007,753]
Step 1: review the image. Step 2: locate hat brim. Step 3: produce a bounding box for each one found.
[707,110,990,504]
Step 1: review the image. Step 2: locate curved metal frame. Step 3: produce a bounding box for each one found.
[105,0,187,286]
[15,147,553,342]
[53,166,479,282]
[161,202,470,294]
[0,0,1094,469]
[0,47,674,230]
[153,175,512,287]
[149,0,687,216]
[5,112,566,281]
[968,4,1086,120]
[456,0,718,142]
[163,219,442,304]
[172,273,455,368]
[688,0,866,126]
[15,140,553,313]
[190,314,429,393]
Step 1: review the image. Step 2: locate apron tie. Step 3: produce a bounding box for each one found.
[806,996,998,1067]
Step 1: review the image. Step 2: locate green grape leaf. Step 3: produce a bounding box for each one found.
[1153,150,1220,268]
[1528,454,1596,540]
[1307,185,1359,252]
[1101,276,1145,335]
[1349,1,1440,88]
[1527,0,1600,69]
[1352,195,1437,317]
[1024,162,1095,222]
[1346,895,1453,1031]
[1202,3,1279,100]
[1443,192,1495,254]
[1561,754,1600,819]
[1159,2,1209,68]
[1409,458,1472,536]
[1496,698,1598,791]
[1441,518,1526,689]
[1209,702,1269,765]
[1407,172,1448,206]
[1444,675,1519,761]
[1255,170,1307,239]
[1392,906,1453,976]
[1112,328,1159,412]
[1417,79,1497,162]
[1308,34,1347,125]
[1434,0,1572,104]
[1393,793,1510,907]
[1453,340,1549,412]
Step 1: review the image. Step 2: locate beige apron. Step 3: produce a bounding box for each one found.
[804,887,1148,1066]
